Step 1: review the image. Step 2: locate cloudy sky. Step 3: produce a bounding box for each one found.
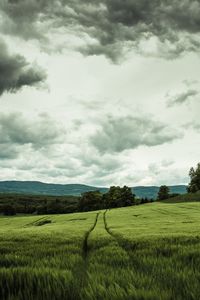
[0,0,200,187]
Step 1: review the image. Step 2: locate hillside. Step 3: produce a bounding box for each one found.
[0,181,108,196]
[0,202,200,299]
[163,191,200,203]
[0,181,187,198]
[134,185,187,199]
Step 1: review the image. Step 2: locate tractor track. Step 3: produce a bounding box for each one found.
[103,210,122,244]
[103,210,135,255]
[82,212,100,259]
[23,216,50,227]
[78,212,100,298]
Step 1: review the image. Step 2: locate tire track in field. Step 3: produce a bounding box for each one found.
[103,210,120,242]
[103,210,135,255]
[78,212,100,299]
[23,216,50,227]
[151,208,186,216]
[82,212,100,259]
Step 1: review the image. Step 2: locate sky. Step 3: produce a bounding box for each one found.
[0,0,200,187]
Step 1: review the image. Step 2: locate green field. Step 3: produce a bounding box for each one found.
[1,201,200,300]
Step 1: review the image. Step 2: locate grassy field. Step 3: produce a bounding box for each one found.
[0,201,200,299]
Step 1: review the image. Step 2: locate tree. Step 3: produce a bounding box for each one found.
[3,205,16,216]
[104,186,122,208]
[46,199,63,214]
[105,186,135,209]
[140,197,149,204]
[188,163,200,193]
[120,186,136,206]
[157,185,170,200]
[78,191,104,212]
[169,193,180,199]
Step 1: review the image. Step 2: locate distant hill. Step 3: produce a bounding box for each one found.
[0,181,187,199]
[134,185,187,199]
[0,181,108,196]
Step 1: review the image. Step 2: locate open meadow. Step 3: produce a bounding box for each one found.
[1,201,200,300]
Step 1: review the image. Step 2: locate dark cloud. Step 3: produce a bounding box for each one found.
[0,39,46,95]
[90,115,182,153]
[167,89,199,106]
[0,113,64,160]
[0,0,51,40]
[0,143,19,159]
[1,0,200,60]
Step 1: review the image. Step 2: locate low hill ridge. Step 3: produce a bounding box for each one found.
[0,181,187,199]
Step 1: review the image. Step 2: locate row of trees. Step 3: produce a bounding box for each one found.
[1,201,78,216]
[78,186,155,212]
[0,195,78,216]
[79,162,200,211]
[1,186,155,215]
[2,163,200,215]
[78,186,136,212]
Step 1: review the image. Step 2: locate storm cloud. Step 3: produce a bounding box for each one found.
[90,115,182,153]
[0,39,46,95]
[1,0,200,60]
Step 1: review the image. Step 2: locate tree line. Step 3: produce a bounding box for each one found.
[78,185,138,212]
[78,184,178,212]
[0,194,78,216]
[78,162,200,211]
[0,186,152,215]
[1,162,200,215]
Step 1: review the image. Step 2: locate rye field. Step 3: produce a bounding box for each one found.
[0,201,200,300]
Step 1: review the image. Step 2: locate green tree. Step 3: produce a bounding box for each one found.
[157,185,170,200]
[105,186,135,208]
[104,186,121,208]
[78,191,104,212]
[3,204,16,216]
[188,163,200,193]
[121,186,136,206]
[46,199,62,214]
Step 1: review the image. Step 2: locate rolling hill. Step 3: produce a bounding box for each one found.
[0,181,187,199]
[0,201,200,299]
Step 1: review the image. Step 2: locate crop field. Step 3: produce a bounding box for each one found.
[0,201,200,300]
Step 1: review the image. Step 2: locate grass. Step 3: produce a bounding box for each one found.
[163,191,200,203]
[0,201,200,299]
